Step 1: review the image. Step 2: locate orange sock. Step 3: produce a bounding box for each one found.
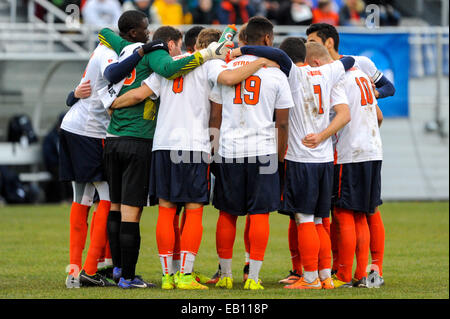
[69,202,90,276]
[297,222,320,272]
[334,207,356,283]
[90,210,96,241]
[330,209,339,272]
[180,207,204,254]
[156,206,177,255]
[354,212,370,280]
[83,200,111,275]
[216,211,237,259]
[180,208,186,235]
[322,217,331,236]
[288,218,302,274]
[173,213,181,263]
[248,213,269,261]
[244,214,251,261]
[104,238,112,260]
[316,223,332,273]
[367,210,384,276]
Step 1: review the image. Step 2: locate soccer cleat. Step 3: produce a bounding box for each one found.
[177,273,209,290]
[367,270,385,288]
[278,270,302,284]
[332,274,353,288]
[112,267,122,284]
[321,277,335,289]
[161,274,176,290]
[118,276,156,289]
[192,271,211,284]
[97,265,114,280]
[79,270,116,287]
[284,277,322,290]
[353,277,369,288]
[244,278,264,290]
[216,276,233,289]
[243,263,249,282]
[65,274,80,289]
[206,265,221,284]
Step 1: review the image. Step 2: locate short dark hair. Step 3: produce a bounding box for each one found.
[153,26,183,45]
[279,37,306,64]
[245,16,273,45]
[118,10,147,35]
[184,26,205,52]
[306,23,340,51]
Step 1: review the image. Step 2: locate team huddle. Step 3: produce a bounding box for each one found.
[60,10,395,291]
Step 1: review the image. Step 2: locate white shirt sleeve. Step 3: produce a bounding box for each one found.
[143,73,161,100]
[287,63,301,94]
[100,48,119,77]
[329,60,346,87]
[207,60,227,88]
[330,78,348,107]
[275,75,294,109]
[356,56,383,83]
[209,83,223,104]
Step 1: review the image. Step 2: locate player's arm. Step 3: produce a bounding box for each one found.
[376,105,383,127]
[209,101,223,155]
[302,103,350,149]
[339,56,355,72]
[110,84,154,110]
[231,46,292,77]
[217,58,279,86]
[98,28,132,55]
[374,75,395,99]
[66,80,91,107]
[275,108,289,162]
[358,56,395,99]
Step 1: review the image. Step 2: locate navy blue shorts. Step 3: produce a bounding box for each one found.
[58,129,104,182]
[332,161,382,214]
[149,150,210,204]
[281,160,333,218]
[277,161,294,218]
[212,154,280,216]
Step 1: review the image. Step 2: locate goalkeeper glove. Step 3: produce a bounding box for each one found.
[142,40,169,54]
[199,41,234,62]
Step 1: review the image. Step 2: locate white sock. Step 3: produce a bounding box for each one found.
[248,259,263,282]
[219,258,233,278]
[245,252,250,264]
[304,270,319,283]
[180,251,196,274]
[104,258,113,266]
[172,257,180,274]
[159,254,173,275]
[319,269,331,281]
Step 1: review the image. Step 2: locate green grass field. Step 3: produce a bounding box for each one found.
[0,202,448,299]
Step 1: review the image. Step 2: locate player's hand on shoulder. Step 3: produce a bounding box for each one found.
[74,80,91,99]
[142,40,169,54]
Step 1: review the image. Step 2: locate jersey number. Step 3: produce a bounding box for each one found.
[233,76,261,105]
[313,84,324,114]
[124,69,136,86]
[355,77,374,106]
[172,76,184,93]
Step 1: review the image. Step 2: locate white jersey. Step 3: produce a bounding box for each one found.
[352,55,383,84]
[335,67,382,164]
[61,43,118,139]
[209,55,294,158]
[285,60,348,163]
[144,55,225,154]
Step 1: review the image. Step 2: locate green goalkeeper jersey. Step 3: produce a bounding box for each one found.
[99,28,205,139]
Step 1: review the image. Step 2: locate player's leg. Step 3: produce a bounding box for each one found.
[279,215,303,284]
[243,214,251,282]
[215,211,237,289]
[315,217,333,289]
[330,208,340,275]
[333,206,356,287]
[172,206,182,277]
[246,213,270,289]
[107,203,122,282]
[353,212,370,287]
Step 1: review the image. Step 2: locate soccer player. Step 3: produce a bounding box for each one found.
[209,16,294,290]
[306,23,394,287]
[61,10,166,288]
[98,20,232,289]
[109,27,279,290]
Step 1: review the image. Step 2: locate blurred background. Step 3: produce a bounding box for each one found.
[0,0,448,205]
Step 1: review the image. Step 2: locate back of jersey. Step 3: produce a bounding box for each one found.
[286,60,347,163]
[61,43,118,139]
[213,55,293,158]
[335,67,382,164]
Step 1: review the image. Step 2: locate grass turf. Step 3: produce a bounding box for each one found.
[0,201,448,299]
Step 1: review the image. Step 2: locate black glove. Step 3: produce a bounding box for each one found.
[142,40,169,54]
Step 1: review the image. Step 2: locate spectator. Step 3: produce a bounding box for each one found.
[151,0,192,25]
[82,0,122,28]
[277,0,313,25]
[217,0,255,25]
[122,0,159,23]
[191,0,217,24]
[312,0,339,26]
[339,0,365,26]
